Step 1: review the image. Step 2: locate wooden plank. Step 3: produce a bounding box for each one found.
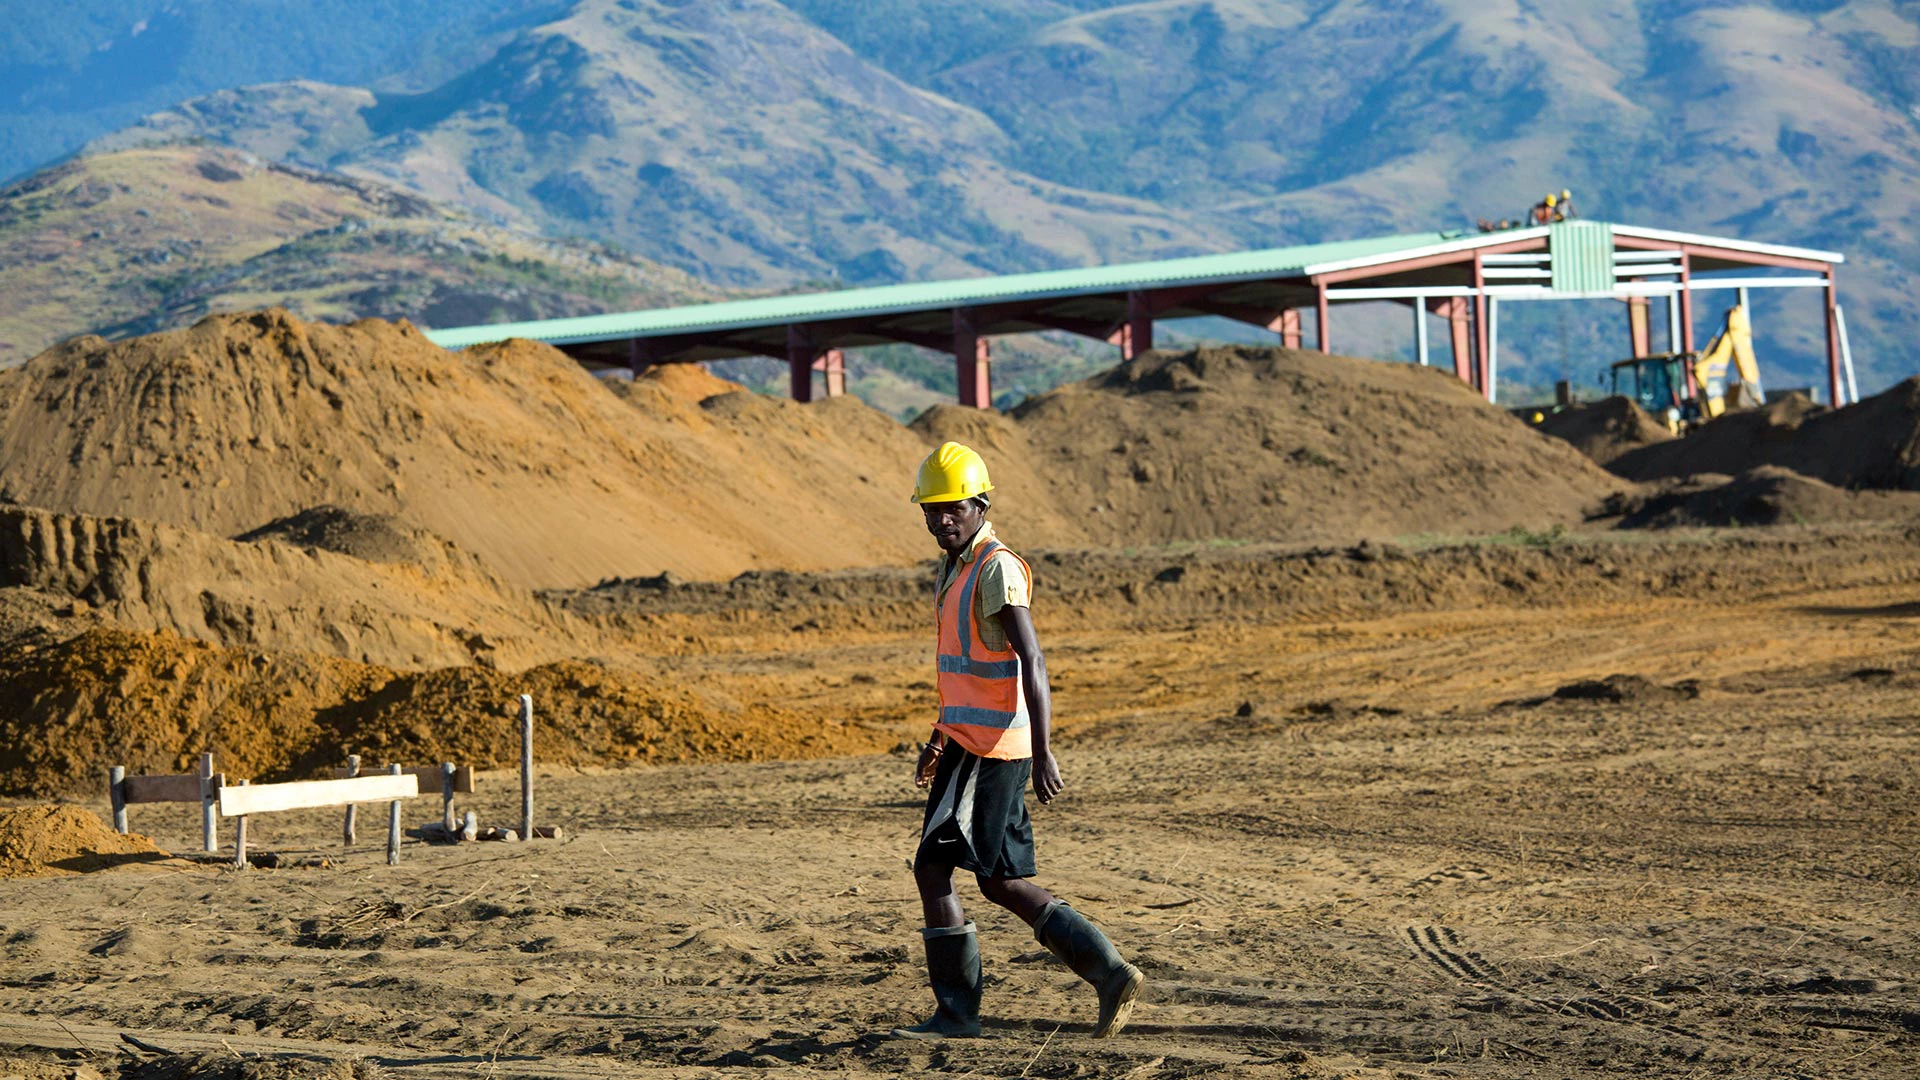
[332,764,475,793]
[219,774,418,818]
[123,773,203,804]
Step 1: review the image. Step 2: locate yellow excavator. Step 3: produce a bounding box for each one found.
[1609,303,1762,432]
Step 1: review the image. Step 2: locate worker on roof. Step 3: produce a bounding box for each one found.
[1558,189,1578,220]
[890,442,1144,1041]
[1531,192,1556,226]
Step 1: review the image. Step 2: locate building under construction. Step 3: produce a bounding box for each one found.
[425,221,1853,409]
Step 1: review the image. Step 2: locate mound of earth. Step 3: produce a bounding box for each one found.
[1605,466,1920,529]
[1531,396,1675,465]
[0,627,889,797]
[235,505,451,566]
[916,345,1622,548]
[0,804,168,878]
[1548,674,1700,704]
[0,310,930,587]
[0,504,571,669]
[1609,382,1920,490]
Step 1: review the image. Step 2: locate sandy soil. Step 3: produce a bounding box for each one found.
[1,530,1914,1079]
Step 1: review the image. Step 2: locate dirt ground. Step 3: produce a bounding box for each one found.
[1,528,1915,1079]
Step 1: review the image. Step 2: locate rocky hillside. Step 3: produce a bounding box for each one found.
[11,0,1920,394]
[90,0,1217,288]
[0,143,713,369]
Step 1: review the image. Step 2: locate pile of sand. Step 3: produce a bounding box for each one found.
[0,504,575,670]
[1610,383,1920,489]
[917,345,1623,549]
[0,311,931,588]
[0,627,890,796]
[1605,466,1920,529]
[0,804,168,878]
[1532,396,1675,465]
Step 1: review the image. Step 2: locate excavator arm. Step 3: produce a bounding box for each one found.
[1692,304,1762,417]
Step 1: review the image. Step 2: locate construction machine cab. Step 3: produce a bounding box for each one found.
[1610,354,1690,431]
[1609,303,1762,433]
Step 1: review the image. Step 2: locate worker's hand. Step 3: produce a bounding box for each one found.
[1033,752,1064,806]
[914,738,944,788]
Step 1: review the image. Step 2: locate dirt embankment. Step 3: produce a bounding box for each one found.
[555,525,1920,648]
[0,311,932,588]
[1610,380,1920,488]
[0,504,573,670]
[1602,466,1920,529]
[917,345,1623,549]
[1531,395,1675,465]
[0,627,889,797]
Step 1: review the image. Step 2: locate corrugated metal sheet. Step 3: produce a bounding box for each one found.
[1550,222,1616,293]
[424,232,1449,348]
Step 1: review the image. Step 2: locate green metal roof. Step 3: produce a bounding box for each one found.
[424,231,1453,349]
[422,222,1846,351]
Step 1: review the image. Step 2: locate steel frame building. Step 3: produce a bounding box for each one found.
[424,222,1853,408]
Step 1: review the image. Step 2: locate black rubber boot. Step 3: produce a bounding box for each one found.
[889,922,983,1039]
[1034,901,1144,1038]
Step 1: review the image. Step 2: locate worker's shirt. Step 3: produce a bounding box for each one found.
[936,521,1031,652]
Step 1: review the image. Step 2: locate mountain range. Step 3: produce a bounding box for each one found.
[5,0,1917,396]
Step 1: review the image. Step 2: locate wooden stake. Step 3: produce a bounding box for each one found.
[441,762,456,832]
[233,780,249,871]
[387,763,403,866]
[199,753,218,853]
[108,766,127,834]
[342,754,360,846]
[519,694,534,842]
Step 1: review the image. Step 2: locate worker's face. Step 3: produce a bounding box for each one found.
[922,499,984,553]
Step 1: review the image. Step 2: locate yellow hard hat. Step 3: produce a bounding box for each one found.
[911,441,995,504]
[1545,193,1557,207]
[1561,189,1572,200]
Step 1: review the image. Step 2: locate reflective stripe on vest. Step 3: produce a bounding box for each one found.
[934,539,1032,760]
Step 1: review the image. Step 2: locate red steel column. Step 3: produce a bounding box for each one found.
[786,325,815,403]
[1428,298,1471,383]
[1626,296,1651,358]
[1279,309,1302,350]
[1315,282,1330,354]
[811,348,847,398]
[1472,255,1489,393]
[1825,268,1844,407]
[954,310,991,409]
[1122,291,1154,360]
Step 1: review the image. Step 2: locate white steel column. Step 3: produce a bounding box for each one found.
[1487,298,1500,403]
[1836,305,1859,406]
[1414,303,1430,366]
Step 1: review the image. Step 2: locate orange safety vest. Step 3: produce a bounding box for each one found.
[933,538,1033,761]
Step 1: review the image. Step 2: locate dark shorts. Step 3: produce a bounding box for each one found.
[914,743,1036,880]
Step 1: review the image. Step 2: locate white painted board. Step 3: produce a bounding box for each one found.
[218,774,418,817]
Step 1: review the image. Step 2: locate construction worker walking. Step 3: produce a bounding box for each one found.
[890,440,1145,1041]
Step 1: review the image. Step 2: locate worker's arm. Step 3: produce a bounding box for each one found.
[914,730,946,788]
[998,605,1063,804]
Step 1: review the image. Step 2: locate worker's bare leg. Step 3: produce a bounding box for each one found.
[915,861,966,928]
[976,874,1055,926]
